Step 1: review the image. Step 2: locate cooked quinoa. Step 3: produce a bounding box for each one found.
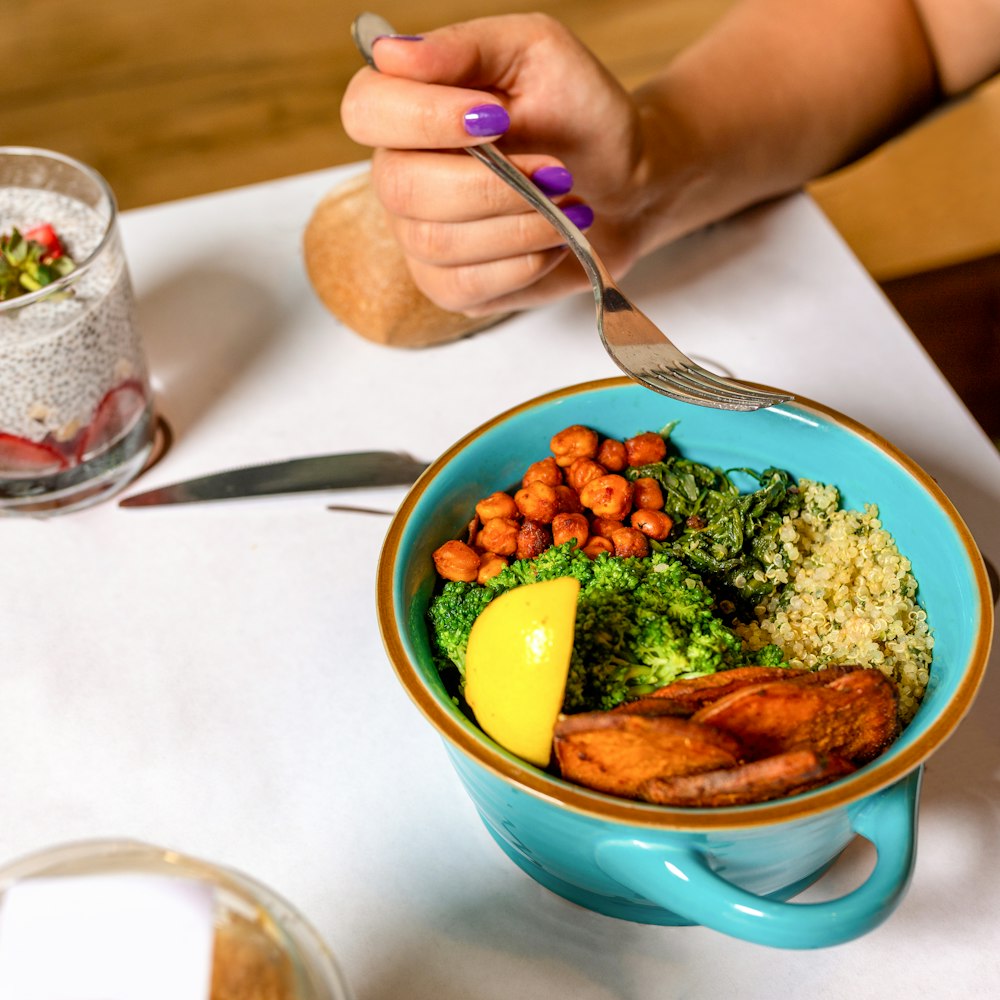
[731,480,932,724]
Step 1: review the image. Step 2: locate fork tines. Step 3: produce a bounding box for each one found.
[638,364,792,412]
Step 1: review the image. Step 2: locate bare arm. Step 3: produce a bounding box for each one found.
[632,0,942,252]
[341,0,1000,315]
[913,0,1000,92]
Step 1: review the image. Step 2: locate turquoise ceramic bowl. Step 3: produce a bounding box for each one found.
[377,378,993,949]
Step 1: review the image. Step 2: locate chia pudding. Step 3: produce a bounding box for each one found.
[0,170,153,511]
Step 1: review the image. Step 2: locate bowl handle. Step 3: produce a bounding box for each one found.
[594,768,921,949]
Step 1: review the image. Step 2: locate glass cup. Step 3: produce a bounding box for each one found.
[0,147,155,515]
[0,839,354,1000]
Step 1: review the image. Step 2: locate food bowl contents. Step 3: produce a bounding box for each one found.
[428,422,932,805]
[0,149,154,514]
[730,480,931,724]
[554,663,898,806]
[381,381,989,939]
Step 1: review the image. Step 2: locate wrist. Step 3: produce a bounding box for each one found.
[626,81,717,256]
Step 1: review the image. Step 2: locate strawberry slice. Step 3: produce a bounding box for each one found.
[22,223,66,261]
[76,378,149,461]
[0,432,70,473]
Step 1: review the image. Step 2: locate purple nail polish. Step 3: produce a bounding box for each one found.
[463,104,510,137]
[563,203,594,230]
[531,166,574,196]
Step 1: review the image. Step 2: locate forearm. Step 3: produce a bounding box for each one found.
[338,3,1000,315]
[913,0,1000,93]
[633,0,940,251]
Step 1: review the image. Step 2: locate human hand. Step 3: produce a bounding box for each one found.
[340,14,674,316]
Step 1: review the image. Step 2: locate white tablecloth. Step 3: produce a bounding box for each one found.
[4,164,999,997]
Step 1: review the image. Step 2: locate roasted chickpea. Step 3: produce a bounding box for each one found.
[550,425,599,467]
[579,474,634,520]
[624,431,667,467]
[465,516,480,548]
[432,540,480,581]
[551,513,590,550]
[565,457,606,492]
[477,552,508,584]
[554,484,584,514]
[596,438,627,472]
[477,516,520,555]
[610,526,650,558]
[631,509,674,541]
[516,519,552,560]
[590,516,624,538]
[475,491,518,522]
[631,476,665,511]
[582,535,615,559]
[514,480,559,523]
[522,456,563,487]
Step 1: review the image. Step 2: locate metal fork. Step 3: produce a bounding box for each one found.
[353,12,792,412]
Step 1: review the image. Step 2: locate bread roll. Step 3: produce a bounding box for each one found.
[303,170,509,347]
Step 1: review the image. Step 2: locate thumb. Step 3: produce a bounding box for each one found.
[367,15,633,155]
[371,18,519,89]
[370,14,575,91]
[344,17,544,151]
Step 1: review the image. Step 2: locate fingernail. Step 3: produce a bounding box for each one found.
[531,166,574,196]
[463,104,510,137]
[563,203,594,230]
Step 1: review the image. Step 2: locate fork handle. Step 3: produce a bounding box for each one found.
[467,144,610,297]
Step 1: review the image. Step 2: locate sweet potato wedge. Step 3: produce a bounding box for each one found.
[642,667,810,713]
[639,749,856,807]
[553,713,744,799]
[617,664,863,717]
[823,667,901,758]
[691,668,899,764]
[609,697,692,718]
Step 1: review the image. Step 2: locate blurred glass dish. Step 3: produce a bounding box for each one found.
[0,839,352,1000]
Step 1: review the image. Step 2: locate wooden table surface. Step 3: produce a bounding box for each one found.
[1,0,733,211]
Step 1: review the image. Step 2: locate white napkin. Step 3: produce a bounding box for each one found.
[0,873,215,1000]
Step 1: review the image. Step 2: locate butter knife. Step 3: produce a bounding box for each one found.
[118,451,428,507]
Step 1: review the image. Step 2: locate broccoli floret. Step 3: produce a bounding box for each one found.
[567,553,747,710]
[488,541,593,591]
[426,580,495,677]
[584,552,646,595]
[564,588,640,711]
[751,643,787,666]
[632,554,717,623]
[629,617,692,688]
[684,618,745,673]
[627,566,744,690]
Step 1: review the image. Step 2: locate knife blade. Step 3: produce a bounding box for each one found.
[118,451,428,507]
